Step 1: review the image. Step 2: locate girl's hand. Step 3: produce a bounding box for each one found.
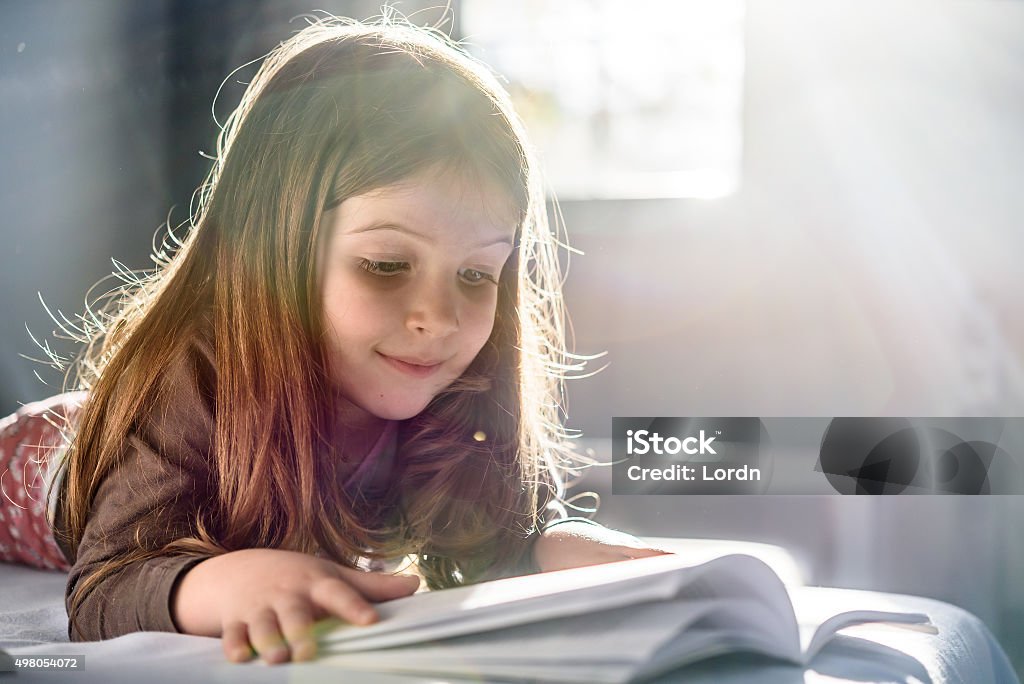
[531,520,672,573]
[172,548,420,665]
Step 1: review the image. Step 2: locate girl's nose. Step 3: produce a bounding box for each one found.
[405,279,459,338]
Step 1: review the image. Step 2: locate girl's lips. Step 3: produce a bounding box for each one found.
[378,352,444,378]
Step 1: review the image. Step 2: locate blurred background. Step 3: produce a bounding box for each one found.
[2,0,1022,671]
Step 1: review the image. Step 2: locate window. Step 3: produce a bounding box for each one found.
[461,0,746,199]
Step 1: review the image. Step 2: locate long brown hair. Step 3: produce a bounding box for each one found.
[46,16,593,636]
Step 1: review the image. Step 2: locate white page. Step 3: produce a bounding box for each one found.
[637,627,804,681]
[320,597,800,682]
[317,552,935,681]
[321,598,723,665]
[324,630,792,684]
[678,597,801,660]
[318,561,936,682]
[322,553,693,646]
[321,574,680,653]
[802,610,937,662]
[321,553,779,652]
[689,555,799,647]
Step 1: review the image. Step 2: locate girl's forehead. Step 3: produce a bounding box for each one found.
[338,170,519,239]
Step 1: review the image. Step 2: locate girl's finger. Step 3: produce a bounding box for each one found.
[222,620,253,663]
[336,567,421,602]
[247,607,289,664]
[310,577,380,626]
[624,546,673,559]
[274,599,318,662]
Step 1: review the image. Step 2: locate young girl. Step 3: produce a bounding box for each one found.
[3,15,667,665]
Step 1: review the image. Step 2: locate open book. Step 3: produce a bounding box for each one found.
[317,553,938,682]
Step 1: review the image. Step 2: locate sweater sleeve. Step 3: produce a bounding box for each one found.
[65,336,219,642]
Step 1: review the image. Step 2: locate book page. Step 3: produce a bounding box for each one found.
[669,554,801,658]
[322,553,699,651]
[637,627,805,680]
[318,552,817,680]
[802,610,937,662]
[322,598,719,665]
[322,602,785,684]
[321,553,783,652]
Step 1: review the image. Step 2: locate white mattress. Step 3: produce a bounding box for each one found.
[1,551,1018,683]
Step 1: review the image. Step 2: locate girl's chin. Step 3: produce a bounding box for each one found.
[331,381,434,421]
[365,398,434,421]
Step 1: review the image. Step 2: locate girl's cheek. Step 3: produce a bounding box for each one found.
[344,275,403,311]
[468,300,500,343]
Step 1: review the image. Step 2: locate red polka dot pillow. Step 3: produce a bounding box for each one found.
[0,393,85,571]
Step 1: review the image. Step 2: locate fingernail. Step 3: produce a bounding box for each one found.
[264,647,288,663]
[292,640,316,661]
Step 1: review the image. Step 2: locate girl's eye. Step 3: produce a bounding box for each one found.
[357,259,497,285]
[358,259,410,277]
[460,268,499,286]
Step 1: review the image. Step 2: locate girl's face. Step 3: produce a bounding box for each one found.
[319,168,518,422]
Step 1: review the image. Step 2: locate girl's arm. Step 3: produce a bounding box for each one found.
[64,338,221,642]
[531,518,671,573]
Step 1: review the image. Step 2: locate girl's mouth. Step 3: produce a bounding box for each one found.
[377,352,444,378]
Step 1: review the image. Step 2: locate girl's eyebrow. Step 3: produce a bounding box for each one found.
[349,221,514,249]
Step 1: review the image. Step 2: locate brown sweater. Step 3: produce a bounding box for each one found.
[53,333,221,642]
[52,330,413,642]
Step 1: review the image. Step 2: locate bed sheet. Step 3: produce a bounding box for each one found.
[1,559,1018,683]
